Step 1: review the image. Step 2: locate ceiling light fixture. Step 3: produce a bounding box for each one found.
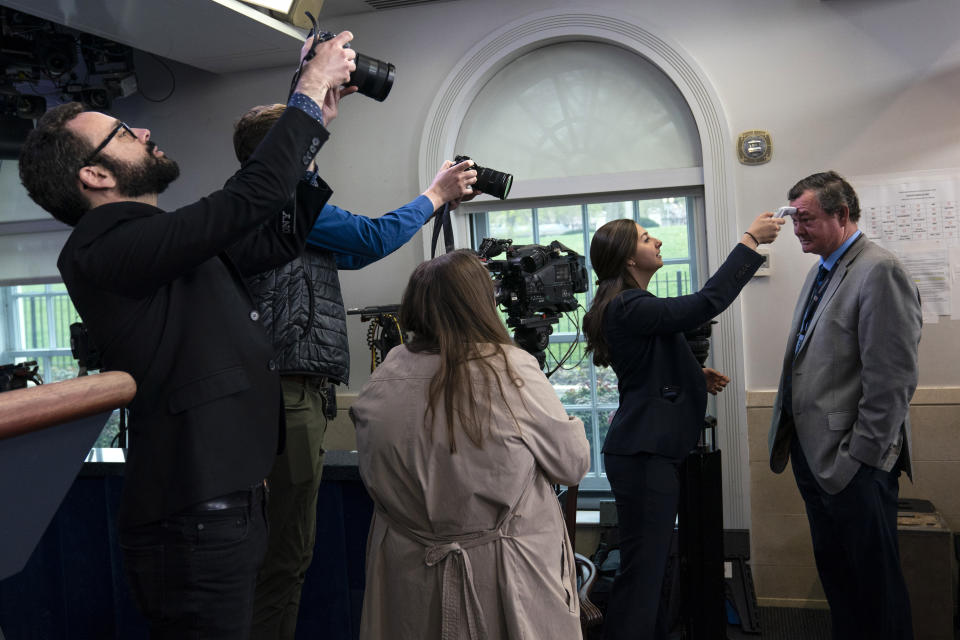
[241,0,296,13]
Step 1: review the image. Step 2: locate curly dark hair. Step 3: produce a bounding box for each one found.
[18,102,95,226]
[788,170,861,223]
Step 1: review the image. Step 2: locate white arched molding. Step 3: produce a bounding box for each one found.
[418,10,752,529]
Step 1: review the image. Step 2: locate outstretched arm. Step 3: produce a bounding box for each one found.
[305,161,478,269]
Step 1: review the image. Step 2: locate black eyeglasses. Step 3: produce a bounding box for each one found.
[83,121,136,166]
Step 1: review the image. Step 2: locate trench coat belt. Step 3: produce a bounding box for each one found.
[372,506,504,640]
[373,468,539,640]
[427,529,503,640]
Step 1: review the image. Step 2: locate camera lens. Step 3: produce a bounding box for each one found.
[475,166,513,200]
[350,52,395,102]
[521,248,549,273]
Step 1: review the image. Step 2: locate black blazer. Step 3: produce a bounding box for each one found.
[57,107,332,528]
[602,243,762,459]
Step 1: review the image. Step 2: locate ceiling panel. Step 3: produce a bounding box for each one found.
[0,0,333,74]
[0,0,459,73]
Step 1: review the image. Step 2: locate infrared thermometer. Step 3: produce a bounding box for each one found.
[776,206,797,218]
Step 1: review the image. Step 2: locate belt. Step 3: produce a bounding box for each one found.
[187,479,267,512]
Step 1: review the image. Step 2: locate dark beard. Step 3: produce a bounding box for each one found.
[101,142,181,198]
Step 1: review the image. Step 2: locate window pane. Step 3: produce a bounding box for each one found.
[471,192,700,491]
[456,41,702,180]
[567,407,597,474]
[595,366,619,405]
[588,201,632,231]
[537,205,582,248]
[638,197,689,259]
[48,354,79,383]
[548,342,591,402]
[1,284,120,450]
[555,291,586,335]
[17,284,47,294]
[649,263,692,298]
[488,210,533,245]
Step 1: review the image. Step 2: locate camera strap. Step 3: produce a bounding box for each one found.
[430,202,455,258]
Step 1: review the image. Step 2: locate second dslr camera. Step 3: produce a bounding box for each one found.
[454,155,513,200]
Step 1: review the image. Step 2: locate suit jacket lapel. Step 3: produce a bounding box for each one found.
[786,267,817,363]
[794,236,867,361]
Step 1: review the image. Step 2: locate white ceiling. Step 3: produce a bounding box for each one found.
[0,0,417,74]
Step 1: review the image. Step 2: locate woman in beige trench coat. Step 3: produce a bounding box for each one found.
[350,250,591,640]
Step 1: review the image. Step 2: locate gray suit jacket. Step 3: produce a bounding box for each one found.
[768,235,922,494]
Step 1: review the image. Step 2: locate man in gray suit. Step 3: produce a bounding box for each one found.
[769,171,922,640]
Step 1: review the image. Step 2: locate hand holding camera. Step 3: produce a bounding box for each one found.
[453,155,513,200]
[294,30,357,104]
[423,159,478,211]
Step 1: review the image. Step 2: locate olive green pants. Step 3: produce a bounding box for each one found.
[251,376,328,640]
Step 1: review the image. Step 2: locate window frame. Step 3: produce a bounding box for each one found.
[467,187,706,491]
[0,283,123,450]
[0,284,76,377]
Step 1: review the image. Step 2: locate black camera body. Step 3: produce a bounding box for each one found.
[477,238,587,323]
[454,155,513,200]
[0,361,41,393]
[315,30,395,102]
[476,238,586,369]
[684,321,716,367]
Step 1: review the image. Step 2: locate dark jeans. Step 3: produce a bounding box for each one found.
[791,436,913,640]
[602,451,682,640]
[119,483,269,640]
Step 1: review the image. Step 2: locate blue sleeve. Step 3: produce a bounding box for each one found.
[305,195,435,270]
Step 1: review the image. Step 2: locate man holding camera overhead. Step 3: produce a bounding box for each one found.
[231,97,477,639]
[17,32,355,638]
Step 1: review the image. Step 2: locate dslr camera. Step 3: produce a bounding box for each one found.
[314,30,395,102]
[454,155,513,200]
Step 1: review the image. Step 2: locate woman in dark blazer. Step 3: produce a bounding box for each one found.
[583,213,782,639]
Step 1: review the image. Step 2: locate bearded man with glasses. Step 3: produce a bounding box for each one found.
[17,32,356,639]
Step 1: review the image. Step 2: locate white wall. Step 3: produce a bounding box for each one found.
[5,0,960,392]
[312,0,960,391]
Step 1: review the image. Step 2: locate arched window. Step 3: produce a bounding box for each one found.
[453,40,704,490]
[455,41,701,179]
[419,12,752,524]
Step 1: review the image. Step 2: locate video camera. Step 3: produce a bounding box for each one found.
[476,238,588,369]
[0,361,42,393]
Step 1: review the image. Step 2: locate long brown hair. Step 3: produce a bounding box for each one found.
[399,250,520,452]
[582,219,643,367]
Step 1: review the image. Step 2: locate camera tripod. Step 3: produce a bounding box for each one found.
[507,313,560,371]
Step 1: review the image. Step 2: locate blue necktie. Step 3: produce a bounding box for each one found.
[795,266,830,355]
[782,266,831,417]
